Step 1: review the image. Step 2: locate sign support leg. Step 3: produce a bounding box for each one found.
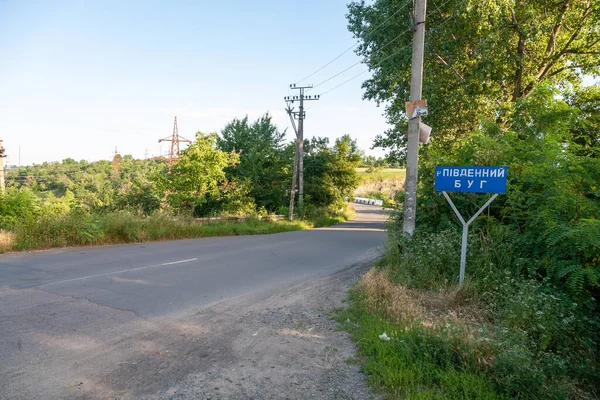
[442,192,499,285]
[460,224,468,284]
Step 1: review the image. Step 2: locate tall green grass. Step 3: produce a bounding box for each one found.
[1,208,354,252]
[339,226,600,399]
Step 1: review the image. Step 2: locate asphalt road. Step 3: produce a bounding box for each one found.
[1,204,387,318]
[0,204,387,398]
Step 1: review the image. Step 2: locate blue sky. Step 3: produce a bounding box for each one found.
[0,0,390,165]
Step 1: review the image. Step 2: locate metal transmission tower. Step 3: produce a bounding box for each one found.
[284,84,320,218]
[111,147,120,178]
[158,116,191,171]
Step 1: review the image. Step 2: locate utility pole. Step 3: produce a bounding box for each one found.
[285,105,300,220]
[158,116,191,172]
[403,0,427,236]
[285,84,319,217]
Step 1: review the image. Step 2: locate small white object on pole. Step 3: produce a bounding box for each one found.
[419,123,432,144]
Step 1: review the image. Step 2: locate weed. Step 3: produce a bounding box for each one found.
[0,206,355,253]
[340,229,600,399]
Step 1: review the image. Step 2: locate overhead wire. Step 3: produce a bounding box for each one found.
[319,10,457,96]
[289,0,458,107]
[311,27,413,90]
[311,0,456,95]
[321,41,414,95]
[296,0,413,84]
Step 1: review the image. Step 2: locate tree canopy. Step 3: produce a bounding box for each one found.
[217,114,292,213]
[347,0,600,160]
[304,135,362,209]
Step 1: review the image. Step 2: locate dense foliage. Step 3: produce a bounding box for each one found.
[414,87,600,297]
[4,156,165,217]
[304,135,362,211]
[348,0,600,160]
[0,115,364,251]
[344,0,600,398]
[217,114,293,214]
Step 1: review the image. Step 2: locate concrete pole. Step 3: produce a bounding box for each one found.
[286,107,300,220]
[403,0,427,236]
[298,89,305,215]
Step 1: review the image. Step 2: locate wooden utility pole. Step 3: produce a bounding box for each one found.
[403,0,427,236]
[297,92,305,213]
[285,85,319,218]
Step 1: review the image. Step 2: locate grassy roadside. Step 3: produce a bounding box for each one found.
[0,207,355,253]
[337,230,599,399]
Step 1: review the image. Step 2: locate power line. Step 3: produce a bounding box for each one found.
[429,0,455,17]
[296,0,412,84]
[320,70,368,96]
[321,41,414,95]
[312,27,413,90]
[294,0,457,101]
[319,13,456,96]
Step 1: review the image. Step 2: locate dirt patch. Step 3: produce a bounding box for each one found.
[144,260,382,400]
[356,268,489,332]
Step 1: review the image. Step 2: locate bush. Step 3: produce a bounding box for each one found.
[344,229,600,398]
[351,158,600,397]
[411,87,600,298]
[0,188,41,228]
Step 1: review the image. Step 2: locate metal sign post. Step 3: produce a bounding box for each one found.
[434,166,508,285]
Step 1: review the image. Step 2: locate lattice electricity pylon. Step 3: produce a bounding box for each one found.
[158,116,191,171]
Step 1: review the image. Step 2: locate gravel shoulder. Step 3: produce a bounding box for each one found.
[148,253,383,400]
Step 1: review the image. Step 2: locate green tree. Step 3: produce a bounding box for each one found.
[304,135,362,209]
[567,84,600,157]
[217,114,292,213]
[6,156,167,214]
[161,132,239,216]
[347,0,600,161]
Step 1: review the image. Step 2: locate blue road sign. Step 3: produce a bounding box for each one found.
[434,166,508,194]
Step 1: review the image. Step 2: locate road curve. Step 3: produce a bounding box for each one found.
[0,204,387,399]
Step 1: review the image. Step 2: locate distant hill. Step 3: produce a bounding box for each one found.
[354,168,405,203]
